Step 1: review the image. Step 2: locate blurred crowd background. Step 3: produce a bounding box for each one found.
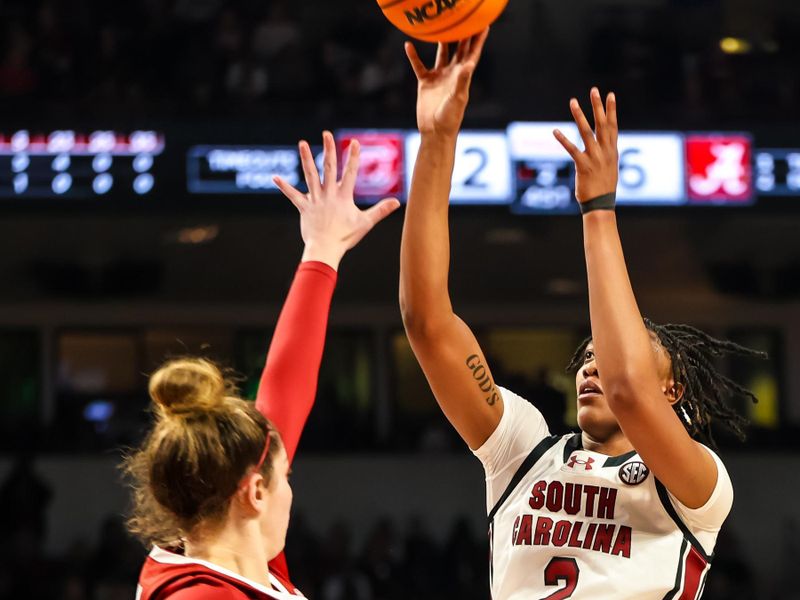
[1,0,799,599]
[0,455,781,600]
[0,455,491,600]
[0,0,798,124]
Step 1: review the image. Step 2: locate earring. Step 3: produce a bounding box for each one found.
[680,406,691,425]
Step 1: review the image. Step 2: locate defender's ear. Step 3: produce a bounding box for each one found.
[235,472,268,515]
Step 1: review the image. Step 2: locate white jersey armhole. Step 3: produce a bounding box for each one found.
[666,445,733,555]
[472,387,550,510]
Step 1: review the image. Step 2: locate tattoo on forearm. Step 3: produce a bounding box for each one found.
[466,354,500,406]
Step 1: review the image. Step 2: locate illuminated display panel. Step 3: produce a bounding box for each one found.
[404,131,513,204]
[336,130,405,202]
[187,146,300,194]
[1,125,795,209]
[507,121,580,214]
[616,133,686,205]
[754,150,800,196]
[686,134,754,204]
[0,130,163,198]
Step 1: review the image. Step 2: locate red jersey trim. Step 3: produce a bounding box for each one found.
[677,545,710,600]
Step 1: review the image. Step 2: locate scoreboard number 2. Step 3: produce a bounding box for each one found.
[540,557,580,600]
[450,135,511,201]
[462,147,489,188]
[403,132,513,204]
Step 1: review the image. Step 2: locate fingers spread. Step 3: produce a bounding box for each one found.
[341,139,361,193]
[273,176,306,211]
[405,42,427,79]
[553,129,581,162]
[298,140,322,198]
[590,87,607,137]
[606,92,619,140]
[435,41,450,70]
[570,98,598,151]
[455,36,471,63]
[365,197,401,227]
[322,130,337,189]
[467,28,489,63]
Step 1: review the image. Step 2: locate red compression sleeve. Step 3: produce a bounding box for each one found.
[255,261,337,465]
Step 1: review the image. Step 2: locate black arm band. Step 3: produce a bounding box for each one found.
[579,192,616,215]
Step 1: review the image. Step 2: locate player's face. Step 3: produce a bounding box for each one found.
[260,445,293,560]
[575,337,677,440]
[574,343,619,439]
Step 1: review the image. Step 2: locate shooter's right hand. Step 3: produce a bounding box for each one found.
[405,29,489,140]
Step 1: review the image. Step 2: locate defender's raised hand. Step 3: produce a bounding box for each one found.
[554,88,619,203]
[274,131,400,269]
[405,29,489,138]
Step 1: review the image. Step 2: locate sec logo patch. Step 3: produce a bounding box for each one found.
[619,461,650,485]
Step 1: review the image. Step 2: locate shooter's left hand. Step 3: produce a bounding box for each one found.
[553,88,619,203]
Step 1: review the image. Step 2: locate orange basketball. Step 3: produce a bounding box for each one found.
[377,0,508,43]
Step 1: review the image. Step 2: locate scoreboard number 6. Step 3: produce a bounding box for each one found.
[619,148,646,190]
[615,133,685,204]
[539,557,580,600]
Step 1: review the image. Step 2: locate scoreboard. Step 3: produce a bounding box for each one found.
[754,150,800,196]
[616,133,685,205]
[0,130,164,198]
[404,131,513,204]
[1,124,798,212]
[187,146,301,194]
[508,121,581,213]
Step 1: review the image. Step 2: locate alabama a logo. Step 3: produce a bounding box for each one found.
[619,461,650,485]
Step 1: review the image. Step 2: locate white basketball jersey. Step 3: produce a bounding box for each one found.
[474,388,733,600]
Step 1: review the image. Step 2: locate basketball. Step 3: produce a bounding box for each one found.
[377,0,508,43]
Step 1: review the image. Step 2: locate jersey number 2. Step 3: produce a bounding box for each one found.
[540,557,580,600]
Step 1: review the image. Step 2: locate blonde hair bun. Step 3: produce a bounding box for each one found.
[149,358,228,417]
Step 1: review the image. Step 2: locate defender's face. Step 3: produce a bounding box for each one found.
[261,445,293,561]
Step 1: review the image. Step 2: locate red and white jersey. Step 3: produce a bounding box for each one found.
[136,546,306,600]
[474,388,733,600]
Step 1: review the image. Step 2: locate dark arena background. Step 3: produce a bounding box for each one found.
[1,0,799,598]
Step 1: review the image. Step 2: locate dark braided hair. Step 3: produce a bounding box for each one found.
[566,320,768,446]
